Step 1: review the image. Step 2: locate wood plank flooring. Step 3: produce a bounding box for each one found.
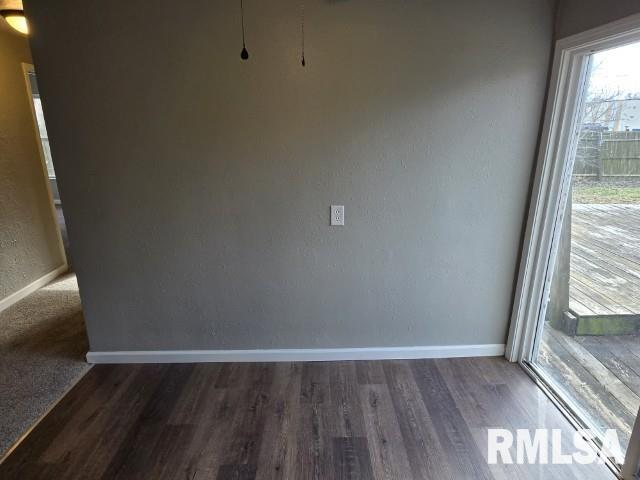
[0,358,613,479]
[570,204,640,316]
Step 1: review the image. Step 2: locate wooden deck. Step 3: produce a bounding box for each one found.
[538,203,640,456]
[570,204,640,316]
[539,326,640,453]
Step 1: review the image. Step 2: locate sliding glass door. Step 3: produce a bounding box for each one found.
[530,40,640,468]
[508,17,640,477]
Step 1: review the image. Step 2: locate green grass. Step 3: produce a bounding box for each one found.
[573,186,640,204]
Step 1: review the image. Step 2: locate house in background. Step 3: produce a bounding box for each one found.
[613,98,640,131]
[585,97,640,132]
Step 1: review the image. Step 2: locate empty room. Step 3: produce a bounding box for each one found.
[1,0,640,478]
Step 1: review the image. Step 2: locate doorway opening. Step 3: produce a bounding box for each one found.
[24,66,72,266]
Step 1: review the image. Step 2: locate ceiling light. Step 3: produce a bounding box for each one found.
[1,10,28,35]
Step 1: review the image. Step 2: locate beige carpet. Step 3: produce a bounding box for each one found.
[0,273,90,457]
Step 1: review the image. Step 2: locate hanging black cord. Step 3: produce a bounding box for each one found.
[240,0,249,60]
[301,1,306,66]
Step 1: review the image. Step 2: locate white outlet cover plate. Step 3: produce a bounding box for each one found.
[331,205,345,226]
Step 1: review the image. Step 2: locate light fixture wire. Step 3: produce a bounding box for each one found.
[301,1,306,66]
[240,0,249,60]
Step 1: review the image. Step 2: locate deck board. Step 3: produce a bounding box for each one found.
[539,330,635,445]
[539,327,640,453]
[570,204,640,316]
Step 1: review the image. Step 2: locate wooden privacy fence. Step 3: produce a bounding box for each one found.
[574,131,640,177]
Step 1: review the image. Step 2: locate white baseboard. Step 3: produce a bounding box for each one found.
[0,264,67,314]
[86,343,505,364]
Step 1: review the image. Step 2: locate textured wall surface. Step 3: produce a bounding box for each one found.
[26,0,554,351]
[0,24,64,302]
[556,0,640,38]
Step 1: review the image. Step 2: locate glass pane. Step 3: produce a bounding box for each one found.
[33,97,56,178]
[28,72,56,179]
[533,40,640,465]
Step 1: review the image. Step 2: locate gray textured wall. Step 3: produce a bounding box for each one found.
[0,24,65,302]
[557,0,640,38]
[26,0,554,351]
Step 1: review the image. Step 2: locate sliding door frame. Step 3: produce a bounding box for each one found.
[507,12,640,363]
[505,12,640,479]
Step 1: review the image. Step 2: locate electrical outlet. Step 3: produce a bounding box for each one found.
[331,205,344,226]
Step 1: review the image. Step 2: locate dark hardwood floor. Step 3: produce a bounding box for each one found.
[0,358,614,479]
